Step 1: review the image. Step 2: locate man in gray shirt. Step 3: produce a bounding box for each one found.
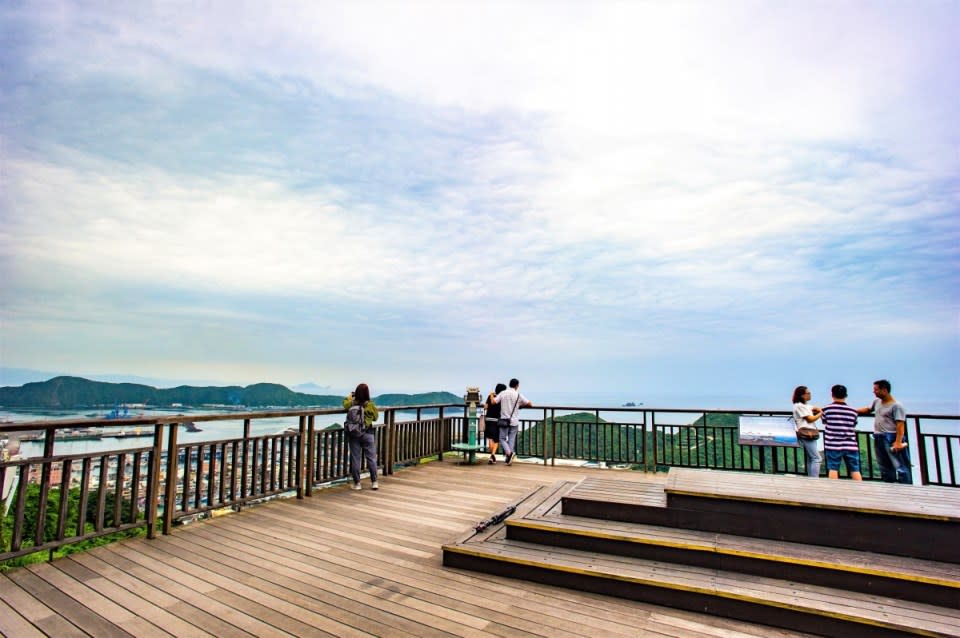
[858,379,912,484]
[492,378,532,466]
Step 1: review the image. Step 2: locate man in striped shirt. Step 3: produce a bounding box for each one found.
[820,385,863,480]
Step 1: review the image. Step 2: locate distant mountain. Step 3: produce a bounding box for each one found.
[292,381,339,395]
[0,376,461,409]
[0,366,224,389]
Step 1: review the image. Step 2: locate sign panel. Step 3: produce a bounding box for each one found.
[738,415,799,447]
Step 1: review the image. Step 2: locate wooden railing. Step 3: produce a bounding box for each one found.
[1,403,956,564]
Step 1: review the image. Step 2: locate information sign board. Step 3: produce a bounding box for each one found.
[738,415,799,447]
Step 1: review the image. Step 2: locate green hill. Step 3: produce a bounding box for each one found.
[518,412,642,463]
[0,376,460,409]
[374,392,462,407]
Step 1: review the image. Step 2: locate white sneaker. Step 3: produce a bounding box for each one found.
[351,483,362,491]
[371,481,379,490]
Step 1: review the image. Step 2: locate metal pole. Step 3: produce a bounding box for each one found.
[912,415,925,486]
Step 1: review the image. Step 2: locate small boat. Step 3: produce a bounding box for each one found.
[110,429,151,439]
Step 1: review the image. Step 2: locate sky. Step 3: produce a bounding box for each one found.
[1,1,958,409]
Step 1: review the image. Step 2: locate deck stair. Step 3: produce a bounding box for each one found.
[443,468,960,637]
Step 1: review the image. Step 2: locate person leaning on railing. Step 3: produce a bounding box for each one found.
[492,378,533,466]
[791,385,822,477]
[344,383,380,490]
[484,383,507,464]
[858,379,912,484]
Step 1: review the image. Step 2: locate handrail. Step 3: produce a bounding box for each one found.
[2,403,956,566]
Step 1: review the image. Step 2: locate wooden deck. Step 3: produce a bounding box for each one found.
[444,470,960,637]
[0,460,814,638]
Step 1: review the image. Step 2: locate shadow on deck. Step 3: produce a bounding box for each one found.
[0,460,822,637]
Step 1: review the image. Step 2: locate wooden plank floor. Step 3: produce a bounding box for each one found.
[0,460,815,638]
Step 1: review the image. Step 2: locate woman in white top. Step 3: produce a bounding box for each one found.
[792,385,822,477]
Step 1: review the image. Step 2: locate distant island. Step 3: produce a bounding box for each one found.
[622,401,643,407]
[0,376,461,409]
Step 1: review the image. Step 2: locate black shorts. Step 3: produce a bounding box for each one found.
[484,418,500,440]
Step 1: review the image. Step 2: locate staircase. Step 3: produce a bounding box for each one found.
[443,468,960,637]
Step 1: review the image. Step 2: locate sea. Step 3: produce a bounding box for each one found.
[3,391,957,460]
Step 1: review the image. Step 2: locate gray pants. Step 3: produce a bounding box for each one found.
[348,430,378,484]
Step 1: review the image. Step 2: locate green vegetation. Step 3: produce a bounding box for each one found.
[1,484,146,571]
[513,411,800,473]
[374,392,461,407]
[519,412,645,465]
[0,376,461,409]
[690,412,740,428]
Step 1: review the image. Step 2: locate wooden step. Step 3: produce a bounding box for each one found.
[445,480,578,546]
[562,477,674,524]
[665,468,960,521]
[505,514,960,608]
[563,470,960,562]
[443,534,960,638]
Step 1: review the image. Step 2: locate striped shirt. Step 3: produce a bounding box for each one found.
[821,402,859,452]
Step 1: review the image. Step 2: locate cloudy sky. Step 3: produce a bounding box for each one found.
[1,1,958,407]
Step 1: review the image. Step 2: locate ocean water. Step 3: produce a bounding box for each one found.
[533,391,959,415]
[1,408,344,459]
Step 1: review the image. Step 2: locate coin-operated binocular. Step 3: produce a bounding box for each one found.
[451,386,486,463]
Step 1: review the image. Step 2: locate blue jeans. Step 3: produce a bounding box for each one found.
[798,435,821,477]
[825,449,861,474]
[348,430,378,484]
[499,424,519,457]
[873,432,912,484]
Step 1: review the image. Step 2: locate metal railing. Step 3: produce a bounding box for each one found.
[2,403,956,564]
[915,415,960,486]
[459,405,958,483]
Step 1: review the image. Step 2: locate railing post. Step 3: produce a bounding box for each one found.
[546,408,552,466]
[241,418,251,501]
[388,409,397,476]
[305,415,315,497]
[297,415,307,499]
[438,407,445,461]
[650,411,657,471]
[146,422,164,539]
[162,423,179,535]
[912,415,926,486]
[35,429,55,548]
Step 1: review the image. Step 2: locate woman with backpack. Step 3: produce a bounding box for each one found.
[343,383,379,490]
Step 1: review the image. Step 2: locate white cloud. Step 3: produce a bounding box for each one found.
[1,0,957,397]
